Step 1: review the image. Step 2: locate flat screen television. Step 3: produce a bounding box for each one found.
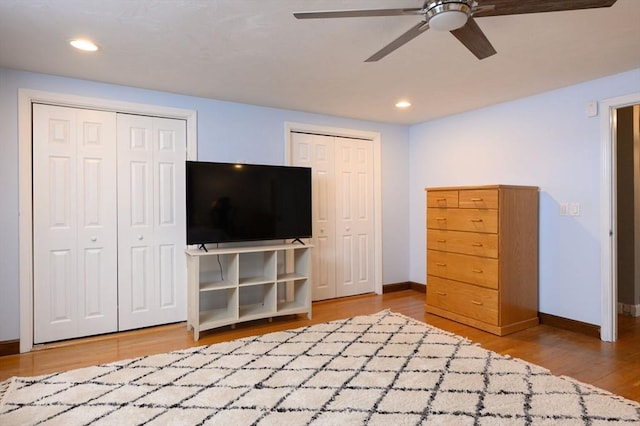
[186,161,312,245]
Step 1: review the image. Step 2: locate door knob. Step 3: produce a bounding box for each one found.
[90,236,97,242]
[138,235,144,240]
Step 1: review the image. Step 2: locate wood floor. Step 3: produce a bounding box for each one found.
[1,290,639,402]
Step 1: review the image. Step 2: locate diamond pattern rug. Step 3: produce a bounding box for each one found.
[1,310,638,425]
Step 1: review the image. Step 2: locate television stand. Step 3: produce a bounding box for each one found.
[291,238,305,245]
[185,243,313,340]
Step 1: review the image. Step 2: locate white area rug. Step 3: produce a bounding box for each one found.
[1,310,638,425]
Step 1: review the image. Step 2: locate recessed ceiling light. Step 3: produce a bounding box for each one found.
[395,101,411,108]
[70,39,99,52]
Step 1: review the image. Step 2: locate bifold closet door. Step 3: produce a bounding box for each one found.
[33,104,118,344]
[291,132,375,301]
[334,137,375,298]
[291,132,337,300]
[117,114,187,330]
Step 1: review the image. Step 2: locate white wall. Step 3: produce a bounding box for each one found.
[409,68,640,325]
[0,67,410,341]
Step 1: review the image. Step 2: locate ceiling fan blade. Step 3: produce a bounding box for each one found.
[473,0,617,17]
[293,8,422,19]
[365,21,430,62]
[450,18,497,60]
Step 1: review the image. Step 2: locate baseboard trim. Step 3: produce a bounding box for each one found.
[383,282,426,294]
[0,339,20,356]
[539,313,601,339]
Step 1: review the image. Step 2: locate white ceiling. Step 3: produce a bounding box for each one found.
[1,0,639,124]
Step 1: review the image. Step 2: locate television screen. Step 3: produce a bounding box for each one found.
[186,161,312,245]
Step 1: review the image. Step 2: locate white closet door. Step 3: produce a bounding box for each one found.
[291,132,374,301]
[33,104,118,344]
[117,114,187,330]
[291,133,337,300]
[335,138,375,297]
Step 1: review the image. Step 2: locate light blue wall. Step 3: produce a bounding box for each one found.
[0,67,410,341]
[2,66,638,342]
[409,68,640,325]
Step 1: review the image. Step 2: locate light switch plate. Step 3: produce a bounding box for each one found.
[560,203,569,216]
[570,203,581,216]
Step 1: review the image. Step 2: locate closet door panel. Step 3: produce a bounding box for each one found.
[291,133,336,301]
[33,104,117,344]
[335,139,374,297]
[118,114,186,330]
[154,119,186,316]
[34,109,77,329]
[118,115,156,329]
[76,109,118,336]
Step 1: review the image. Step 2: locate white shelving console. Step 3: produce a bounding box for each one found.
[186,243,312,341]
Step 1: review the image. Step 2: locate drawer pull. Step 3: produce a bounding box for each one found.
[471,198,484,202]
[470,219,484,223]
[471,300,483,305]
[436,291,447,296]
[437,239,447,243]
[437,198,447,201]
[471,242,483,247]
[472,269,483,273]
[436,217,447,221]
[436,263,447,267]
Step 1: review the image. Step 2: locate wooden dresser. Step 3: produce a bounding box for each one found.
[425,185,539,335]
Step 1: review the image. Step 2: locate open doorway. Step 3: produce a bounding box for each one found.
[616,105,640,319]
[600,93,640,342]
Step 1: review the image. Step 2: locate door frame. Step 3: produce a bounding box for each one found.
[18,89,197,353]
[284,122,383,296]
[599,91,640,342]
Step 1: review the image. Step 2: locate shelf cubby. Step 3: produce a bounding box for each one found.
[277,279,309,315]
[238,250,276,286]
[239,282,275,319]
[197,253,238,290]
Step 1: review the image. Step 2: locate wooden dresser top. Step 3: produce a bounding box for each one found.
[425,184,538,191]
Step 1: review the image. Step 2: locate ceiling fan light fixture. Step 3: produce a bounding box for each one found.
[426,1,471,31]
[429,10,468,30]
[69,39,99,52]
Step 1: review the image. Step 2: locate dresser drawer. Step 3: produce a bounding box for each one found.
[426,276,498,325]
[459,189,498,209]
[427,190,458,208]
[427,208,498,233]
[427,250,498,289]
[427,229,498,258]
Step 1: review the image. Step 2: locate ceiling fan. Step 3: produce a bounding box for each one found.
[293,0,618,61]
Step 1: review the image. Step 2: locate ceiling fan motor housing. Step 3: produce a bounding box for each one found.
[426,0,475,31]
